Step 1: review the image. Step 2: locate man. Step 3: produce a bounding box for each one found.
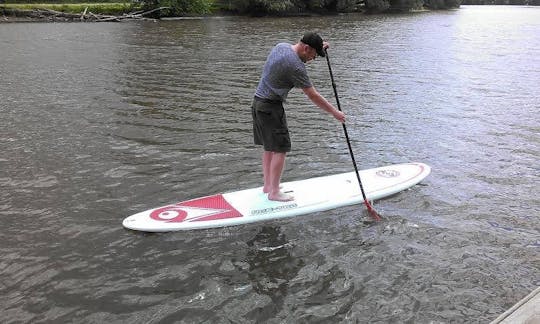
[252,32,346,202]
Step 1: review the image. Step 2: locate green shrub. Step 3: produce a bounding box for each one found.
[141,0,214,15]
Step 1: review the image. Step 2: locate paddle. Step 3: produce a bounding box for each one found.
[324,48,382,221]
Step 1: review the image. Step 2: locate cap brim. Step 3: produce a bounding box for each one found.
[317,48,325,57]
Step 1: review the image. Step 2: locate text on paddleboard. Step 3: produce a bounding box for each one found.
[250,203,298,216]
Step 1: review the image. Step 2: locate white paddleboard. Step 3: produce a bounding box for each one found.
[123,162,431,232]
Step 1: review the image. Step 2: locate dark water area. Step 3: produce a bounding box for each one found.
[1,5,539,323]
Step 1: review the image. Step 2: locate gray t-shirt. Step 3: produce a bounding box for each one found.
[254,43,312,102]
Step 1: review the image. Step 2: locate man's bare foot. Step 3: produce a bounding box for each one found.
[268,191,294,202]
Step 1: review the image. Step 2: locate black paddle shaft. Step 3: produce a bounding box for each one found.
[324,49,371,204]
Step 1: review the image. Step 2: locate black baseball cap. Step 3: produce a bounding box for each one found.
[301,32,325,57]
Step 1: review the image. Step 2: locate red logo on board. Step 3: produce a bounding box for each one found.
[150,195,242,223]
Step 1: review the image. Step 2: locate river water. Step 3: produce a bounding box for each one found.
[1,5,539,323]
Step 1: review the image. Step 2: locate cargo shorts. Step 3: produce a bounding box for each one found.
[252,97,291,153]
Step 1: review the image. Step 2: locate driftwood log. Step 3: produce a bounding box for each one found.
[1,7,170,22]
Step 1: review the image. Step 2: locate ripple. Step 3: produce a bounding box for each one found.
[1,175,58,189]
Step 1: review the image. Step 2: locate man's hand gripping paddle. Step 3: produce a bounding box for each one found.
[324,48,382,221]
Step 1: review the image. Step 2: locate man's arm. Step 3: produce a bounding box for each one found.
[302,86,346,123]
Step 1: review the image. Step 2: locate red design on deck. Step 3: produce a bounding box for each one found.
[150,195,242,223]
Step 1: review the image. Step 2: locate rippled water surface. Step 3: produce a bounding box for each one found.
[1,5,539,323]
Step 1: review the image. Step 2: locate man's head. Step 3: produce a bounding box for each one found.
[300,32,326,58]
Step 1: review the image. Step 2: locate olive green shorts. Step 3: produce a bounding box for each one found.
[252,97,291,153]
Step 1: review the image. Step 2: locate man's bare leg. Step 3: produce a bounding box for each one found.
[263,151,284,193]
[267,152,294,202]
[262,151,273,194]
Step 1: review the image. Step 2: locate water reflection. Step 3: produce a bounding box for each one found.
[245,226,301,319]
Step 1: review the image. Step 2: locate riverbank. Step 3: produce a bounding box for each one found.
[0,1,444,23]
[0,2,148,22]
[3,3,540,23]
[0,6,328,23]
[0,5,180,22]
[0,9,140,22]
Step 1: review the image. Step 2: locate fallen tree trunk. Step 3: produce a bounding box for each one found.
[1,7,171,22]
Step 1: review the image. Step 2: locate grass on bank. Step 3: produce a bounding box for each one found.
[2,3,140,15]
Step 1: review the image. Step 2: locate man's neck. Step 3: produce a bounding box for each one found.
[291,43,301,55]
[291,43,307,62]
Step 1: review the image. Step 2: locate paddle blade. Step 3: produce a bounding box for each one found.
[364,200,382,221]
